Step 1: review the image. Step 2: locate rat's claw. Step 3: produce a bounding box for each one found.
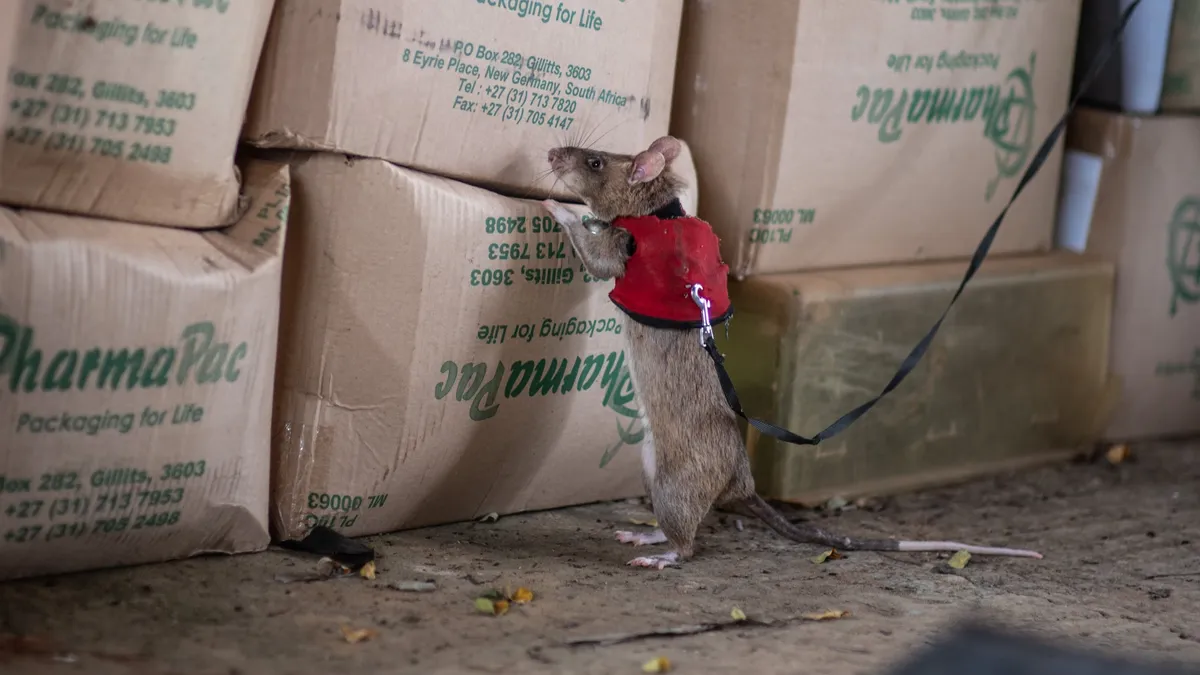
[626,552,680,570]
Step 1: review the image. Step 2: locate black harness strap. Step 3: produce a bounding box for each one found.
[703,0,1143,447]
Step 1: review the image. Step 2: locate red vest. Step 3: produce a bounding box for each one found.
[608,206,733,330]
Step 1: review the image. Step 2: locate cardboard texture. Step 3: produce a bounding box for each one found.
[0,0,275,229]
[0,160,290,581]
[271,147,698,539]
[1064,108,1200,441]
[0,2,20,174]
[1164,0,1200,110]
[720,254,1115,505]
[671,0,1081,278]
[245,0,683,200]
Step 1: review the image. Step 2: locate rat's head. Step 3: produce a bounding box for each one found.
[546,136,685,221]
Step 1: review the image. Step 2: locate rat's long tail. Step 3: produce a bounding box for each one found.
[741,494,1042,559]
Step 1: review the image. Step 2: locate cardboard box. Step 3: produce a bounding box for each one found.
[0,2,21,173]
[671,0,1081,278]
[245,0,683,200]
[270,145,699,539]
[719,254,1115,505]
[0,0,275,228]
[1164,0,1200,110]
[0,160,289,581]
[1059,108,1200,441]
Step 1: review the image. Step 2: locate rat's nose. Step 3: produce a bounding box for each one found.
[547,148,561,164]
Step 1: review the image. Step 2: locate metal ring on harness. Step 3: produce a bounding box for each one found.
[687,283,714,347]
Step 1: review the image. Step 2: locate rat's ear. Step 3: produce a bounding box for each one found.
[647,136,681,164]
[628,136,682,184]
[628,150,666,184]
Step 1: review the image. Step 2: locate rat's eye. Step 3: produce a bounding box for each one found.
[586,156,603,171]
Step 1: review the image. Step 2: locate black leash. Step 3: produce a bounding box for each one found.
[702,0,1143,447]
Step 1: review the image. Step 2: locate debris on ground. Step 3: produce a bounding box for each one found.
[946,551,971,570]
[274,557,357,584]
[812,549,844,564]
[387,580,437,593]
[1106,444,1132,465]
[474,597,509,616]
[801,610,850,621]
[823,496,850,512]
[359,561,377,580]
[339,626,377,644]
[642,656,672,672]
[466,571,501,585]
[474,586,534,616]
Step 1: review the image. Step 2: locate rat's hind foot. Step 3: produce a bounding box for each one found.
[626,552,680,570]
[615,529,668,546]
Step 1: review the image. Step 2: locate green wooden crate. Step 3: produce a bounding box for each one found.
[716,253,1118,505]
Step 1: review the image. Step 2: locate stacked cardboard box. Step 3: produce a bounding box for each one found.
[1059,2,1200,442]
[6,0,1184,577]
[245,0,690,538]
[0,2,20,173]
[1058,111,1200,442]
[672,0,1119,503]
[0,0,281,580]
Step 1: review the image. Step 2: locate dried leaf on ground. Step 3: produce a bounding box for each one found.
[478,512,500,523]
[474,596,510,616]
[629,517,658,527]
[801,609,850,621]
[512,587,534,604]
[387,580,436,593]
[947,550,971,569]
[359,561,377,580]
[340,626,377,644]
[730,607,747,621]
[1106,444,1131,465]
[642,656,672,672]
[811,549,844,564]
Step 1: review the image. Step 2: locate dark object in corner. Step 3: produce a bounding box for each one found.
[278,526,375,570]
[882,622,1200,675]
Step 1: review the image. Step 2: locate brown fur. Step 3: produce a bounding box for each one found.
[542,136,1043,569]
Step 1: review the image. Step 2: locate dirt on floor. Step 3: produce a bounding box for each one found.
[1,441,1198,675]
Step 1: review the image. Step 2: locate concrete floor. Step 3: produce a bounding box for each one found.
[2,441,1198,675]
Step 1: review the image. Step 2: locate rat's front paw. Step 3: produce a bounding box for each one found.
[541,199,576,224]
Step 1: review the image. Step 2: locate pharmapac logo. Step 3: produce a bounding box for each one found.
[851,51,1038,202]
[1168,196,1200,318]
[435,349,647,466]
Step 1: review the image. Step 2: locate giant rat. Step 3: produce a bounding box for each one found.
[541,136,1042,570]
